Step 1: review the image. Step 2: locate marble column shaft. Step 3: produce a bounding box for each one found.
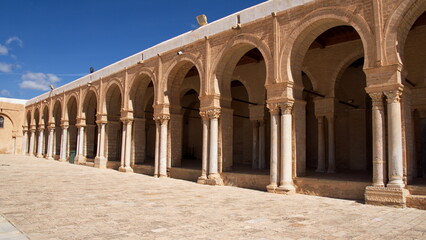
[159,115,170,178]
[37,128,44,158]
[29,128,35,156]
[384,89,405,188]
[22,130,28,155]
[267,104,280,189]
[47,127,54,160]
[370,92,385,187]
[200,112,209,180]
[208,109,220,179]
[59,126,68,161]
[278,102,295,192]
[154,120,160,177]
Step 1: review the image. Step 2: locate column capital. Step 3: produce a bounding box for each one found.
[207,108,221,119]
[154,114,170,124]
[267,103,280,115]
[279,101,294,115]
[199,111,210,121]
[29,125,36,131]
[120,117,134,124]
[369,92,385,109]
[384,89,403,104]
[22,125,28,131]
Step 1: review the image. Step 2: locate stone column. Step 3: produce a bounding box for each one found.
[29,126,35,156]
[22,127,28,155]
[267,103,280,192]
[154,120,160,177]
[252,120,259,169]
[198,111,209,182]
[37,127,44,158]
[384,89,405,188]
[370,92,385,187]
[158,115,170,178]
[207,109,223,185]
[258,120,266,169]
[95,122,107,168]
[316,116,326,172]
[75,125,85,164]
[327,115,335,173]
[277,101,295,193]
[59,123,69,162]
[119,119,133,173]
[46,125,54,160]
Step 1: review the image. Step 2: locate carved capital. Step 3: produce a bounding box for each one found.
[154,114,170,125]
[199,111,210,121]
[207,108,221,119]
[267,103,280,115]
[279,101,294,115]
[369,92,384,109]
[384,89,402,104]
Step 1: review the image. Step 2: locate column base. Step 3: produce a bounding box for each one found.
[197,175,207,184]
[36,154,43,158]
[276,183,296,195]
[365,186,409,208]
[158,174,168,179]
[387,179,405,188]
[94,156,107,169]
[119,166,134,173]
[74,155,86,165]
[266,183,278,193]
[206,174,224,186]
[58,158,67,162]
[46,156,54,160]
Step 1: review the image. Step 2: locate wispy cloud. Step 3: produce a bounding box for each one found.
[0,89,10,97]
[20,72,61,91]
[0,45,8,55]
[0,63,13,73]
[6,37,23,47]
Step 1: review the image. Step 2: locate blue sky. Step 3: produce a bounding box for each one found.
[0,0,265,100]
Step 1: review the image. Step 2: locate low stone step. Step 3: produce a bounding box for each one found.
[407,185,426,195]
[406,195,426,210]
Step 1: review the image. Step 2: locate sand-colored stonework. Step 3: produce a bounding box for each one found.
[2,0,426,208]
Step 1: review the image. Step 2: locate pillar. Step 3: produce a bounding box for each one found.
[46,125,54,160]
[154,119,160,177]
[198,111,209,182]
[59,123,69,162]
[75,125,85,164]
[327,115,335,173]
[267,104,280,192]
[158,115,169,178]
[316,116,326,173]
[258,120,266,169]
[207,109,223,185]
[94,121,107,168]
[119,119,133,173]
[36,127,44,158]
[384,89,405,188]
[278,101,295,193]
[252,120,259,169]
[369,92,385,187]
[22,128,28,155]
[29,126,35,156]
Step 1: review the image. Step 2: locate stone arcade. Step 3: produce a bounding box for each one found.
[8,0,426,208]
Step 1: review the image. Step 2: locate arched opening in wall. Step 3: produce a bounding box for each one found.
[295,24,372,189]
[105,84,122,167]
[53,101,62,159]
[168,62,201,174]
[404,11,426,182]
[67,97,78,163]
[302,72,318,171]
[34,109,40,156]
[334,57,372,177]
[181,88,202,168]
[0,115,13,154]
[220,46,269,180]
[129,75,156,171]
[26,111,31,154]
[82,90,98,161]
[42,106,49,156]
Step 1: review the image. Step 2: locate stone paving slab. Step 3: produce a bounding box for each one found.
[0,214,28,240]
[0,155,425,240]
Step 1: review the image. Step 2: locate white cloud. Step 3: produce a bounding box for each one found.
[6,37,23,47]
[0,44,8,55]
[20,72,61,91]
[0,63,13,73]
[0,89,10,97]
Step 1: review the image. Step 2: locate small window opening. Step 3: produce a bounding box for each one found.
[0,116,4,128]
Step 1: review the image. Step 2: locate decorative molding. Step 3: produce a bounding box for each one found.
[384,89,402,104]
[267,103,280,115]
[207,108,221,119]
[279,101,294,115]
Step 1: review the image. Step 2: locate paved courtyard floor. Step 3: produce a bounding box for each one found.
[0,155,425,240]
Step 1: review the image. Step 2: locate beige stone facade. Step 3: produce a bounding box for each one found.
[7,0,426,208]
[0,98,26,155]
